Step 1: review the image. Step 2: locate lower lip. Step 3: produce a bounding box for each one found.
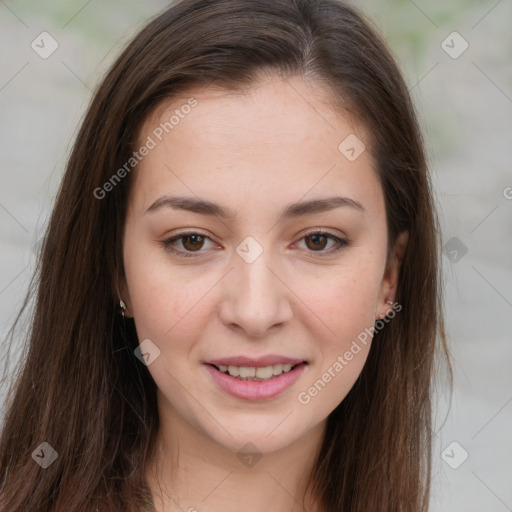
[205,363,307,401]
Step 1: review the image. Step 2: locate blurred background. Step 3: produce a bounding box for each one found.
[0,1,511,510]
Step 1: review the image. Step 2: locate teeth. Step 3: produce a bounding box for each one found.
[255,366,273,379]
[216,363,298,380]
[272,364,283,375]
[227,365,239,377]
[239,366,256,378]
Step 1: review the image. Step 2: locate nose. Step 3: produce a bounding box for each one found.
[218,246,294,338]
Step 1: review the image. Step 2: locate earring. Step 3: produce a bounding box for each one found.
[119,299,127,317]
[377,300,394,319]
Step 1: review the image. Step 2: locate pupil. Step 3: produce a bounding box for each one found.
[184,234,203,251]
[307,234,326,250]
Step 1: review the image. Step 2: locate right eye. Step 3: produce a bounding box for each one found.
[161,232,218,258]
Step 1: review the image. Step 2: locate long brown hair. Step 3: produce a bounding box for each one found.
[0,1,452,510]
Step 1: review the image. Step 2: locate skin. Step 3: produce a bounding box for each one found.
[119,74,408,512]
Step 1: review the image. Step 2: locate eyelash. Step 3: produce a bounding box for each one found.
[160,230,349,259]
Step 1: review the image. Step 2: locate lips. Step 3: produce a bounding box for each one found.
[204,355,308,400]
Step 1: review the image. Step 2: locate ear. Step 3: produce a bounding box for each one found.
[116,271,134,318]
[377,230,408,317]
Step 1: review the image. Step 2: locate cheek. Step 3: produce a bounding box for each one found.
[295,273,378,413]
[295,258,383,344]
[122,233,213,344]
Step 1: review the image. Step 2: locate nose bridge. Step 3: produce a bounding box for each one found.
[219,237,292,335]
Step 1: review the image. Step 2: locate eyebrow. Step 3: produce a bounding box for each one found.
[145,194,365,221]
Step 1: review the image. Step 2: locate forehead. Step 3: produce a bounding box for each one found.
[129,75,384,220]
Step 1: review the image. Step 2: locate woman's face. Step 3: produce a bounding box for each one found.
[121,75,406,454]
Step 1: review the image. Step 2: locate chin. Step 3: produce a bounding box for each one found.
[201,414,311,456]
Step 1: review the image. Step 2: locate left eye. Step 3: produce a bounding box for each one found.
[296,231,347,253]
[161,231,348,258]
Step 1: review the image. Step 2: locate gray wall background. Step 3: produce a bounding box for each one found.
[1,1,511,510]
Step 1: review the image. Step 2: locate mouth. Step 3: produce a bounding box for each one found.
[204,358,308,400]
[207,362,304,381]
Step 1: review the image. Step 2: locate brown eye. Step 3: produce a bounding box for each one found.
[161,232,216,258]
[296,231,349,256]
[304,233,329,251]
[181,234,205,251]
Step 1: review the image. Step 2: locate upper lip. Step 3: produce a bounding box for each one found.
[205,355,307,367]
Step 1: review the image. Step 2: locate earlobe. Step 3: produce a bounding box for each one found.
[118,297,133,318]
[116,274,133,318]
[119,299,128,317]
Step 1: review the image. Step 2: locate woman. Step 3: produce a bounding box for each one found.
[0,0,452,511]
